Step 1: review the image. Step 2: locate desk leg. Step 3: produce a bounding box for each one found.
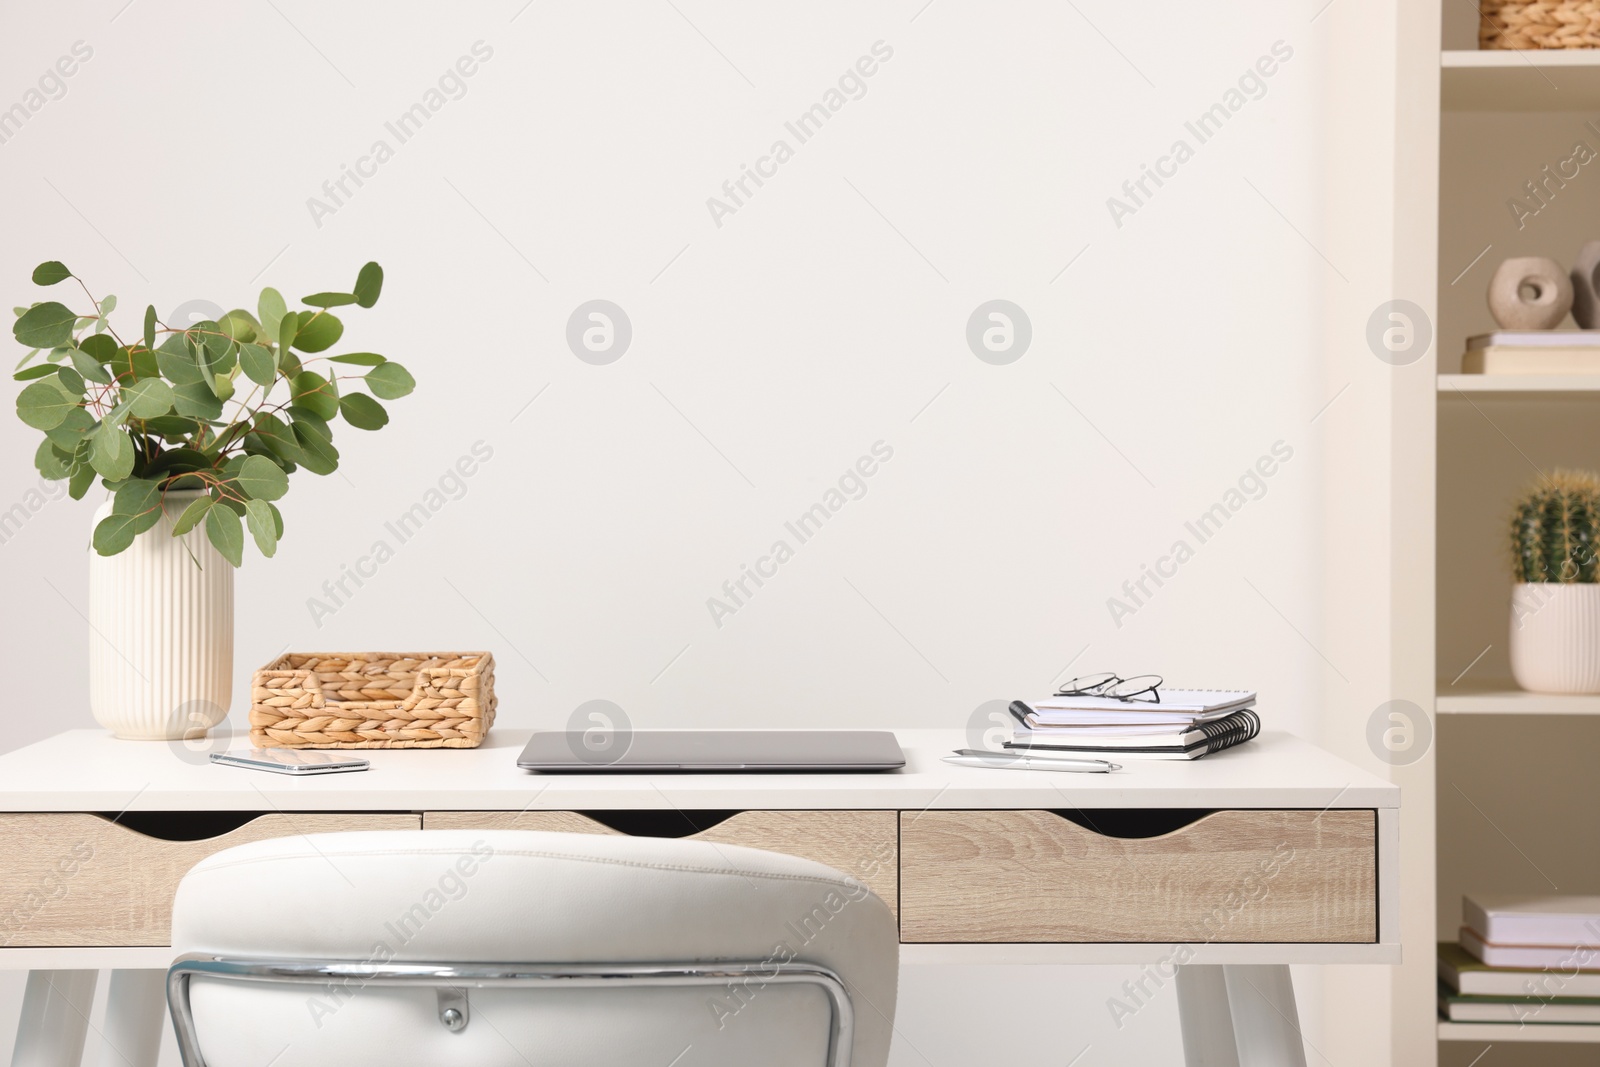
[95,970,166,1067]
[1175,966,1240,1066]
[12,969,97,1067]
[1221,965,1308,1067]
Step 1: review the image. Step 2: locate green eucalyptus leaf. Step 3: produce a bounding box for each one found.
[45,346,70,363]
[353,262,383,308]
[141,415,199,437]
[15,347,41,371]
[244,498,278,557]
[116,345,160,382]
[276,310,297,353]
[364,362,414,400]
[238,343,276,386]
[56,366,85,396]
[287,407,331,440]
[156,335,204,385]
[113,476,162,515]
[69,346,113,385]
[98,295,116,317]
[291,421,340,475]
[258,287,287,343]
[89,422,135,481]
[268,501,284,538]
[302,291,357,308]
[16,378,78,429]
[147,447,210,475]
[236,454,288,501]
[290,311,342,353]
[34,439,71,479]
[123,377,174,418]
[205,504,244,566]
[252,412,303,465]
[171,495,212,535]
[92,512,140,556]
[213,372,235,403]
[79,334,117,361]
[277,348,303,378]
[14,302,76,348]
[31,262,72,286]
[338,392,388,430]
[327,352,386,366]
[170,380,224,420]
[290,371,339,420]
[67,461,97,500]
[45,407,94,450]
[143,305,157,350]
[218,309,260,343]
[13,363,59,381]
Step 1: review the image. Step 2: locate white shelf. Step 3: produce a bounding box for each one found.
[1443,49,1600,111]
[1436,682,1600,714]
[1440,1020,1600,1042]
[1439,374,1600,394]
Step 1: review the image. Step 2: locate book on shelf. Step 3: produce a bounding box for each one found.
[1005,704,1260,761]
[1439,942,1600,998]
[1438,981,1600,1025]
[1462,330,1600,374]
[1460,926,1600,970]
[1465,894,1600,948]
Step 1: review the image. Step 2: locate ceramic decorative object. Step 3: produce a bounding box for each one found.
[1510,584,1600,693]
[88,491,233,740]
[1570,241,1600,329]
[1488,256,1573,329]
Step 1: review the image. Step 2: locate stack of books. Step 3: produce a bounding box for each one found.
[1438,894,1600,1026]
[1462,330,1600,374]
[1003,689,1259,761]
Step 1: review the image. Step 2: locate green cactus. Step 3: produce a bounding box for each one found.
[1511,470,1600,583]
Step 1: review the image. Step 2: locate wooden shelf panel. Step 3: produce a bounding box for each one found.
[1443,49,1600,111]
[1440,1020,1600,1042]
[1436,681,1600,714]
[1440,374,1600,394]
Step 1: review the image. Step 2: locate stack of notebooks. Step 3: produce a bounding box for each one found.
[1004,689,1259,761]
[1439,894,1600,1025]
[1462,330,1600,374]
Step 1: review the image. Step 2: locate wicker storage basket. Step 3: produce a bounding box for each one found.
[250,652,497,749]
[1481,1,1600,48]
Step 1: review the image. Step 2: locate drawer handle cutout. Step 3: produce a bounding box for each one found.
[579,810,743,838]
[1049,809,1217,839]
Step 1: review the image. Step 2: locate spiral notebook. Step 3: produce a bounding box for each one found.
[1005,706,1261,761]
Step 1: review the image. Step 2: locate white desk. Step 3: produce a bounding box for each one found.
[0,728,1399,1066]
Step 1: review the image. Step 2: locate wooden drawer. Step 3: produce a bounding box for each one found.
[0,811,419,947]
[426,810,898,914]
[900,809,1375,943]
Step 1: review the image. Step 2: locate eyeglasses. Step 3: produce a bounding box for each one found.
[1054,672,1164,703]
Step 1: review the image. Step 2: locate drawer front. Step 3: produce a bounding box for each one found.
[425,810,898,914]
[899,809,1375,943]
[0,812,420,947]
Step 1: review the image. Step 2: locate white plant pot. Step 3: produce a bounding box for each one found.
[88,491,234,740]
[1509,582,1600,694]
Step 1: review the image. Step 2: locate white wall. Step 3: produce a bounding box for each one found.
[0,2,1336,1063]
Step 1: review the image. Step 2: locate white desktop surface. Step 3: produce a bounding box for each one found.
[0,728,1397,812]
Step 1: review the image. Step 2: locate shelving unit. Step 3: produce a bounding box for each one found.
[1436,682,1600,714]
[1439,375,1600,394]
[1442,49,1600,111]
[1439,1021,1600,1043]
[1427,17,1600,1065]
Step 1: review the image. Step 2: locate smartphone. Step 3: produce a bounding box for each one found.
[210,749,371,775]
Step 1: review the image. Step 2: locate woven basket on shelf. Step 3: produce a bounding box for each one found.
[250,652,497,749]
[1481,0,1600,48]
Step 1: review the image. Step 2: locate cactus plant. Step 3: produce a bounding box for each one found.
[1511,470,1600,583]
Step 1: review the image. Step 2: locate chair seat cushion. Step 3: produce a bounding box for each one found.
[171,829,898,1066]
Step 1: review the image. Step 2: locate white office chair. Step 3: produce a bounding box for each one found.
[166,830,899,1067]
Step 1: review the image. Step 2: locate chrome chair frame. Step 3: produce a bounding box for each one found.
[167,954,855,1067]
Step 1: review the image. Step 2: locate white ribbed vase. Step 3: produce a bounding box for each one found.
[88,491,234,740]
[1509,583,1600,694]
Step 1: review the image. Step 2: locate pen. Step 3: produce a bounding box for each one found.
[943,750,1120,773]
